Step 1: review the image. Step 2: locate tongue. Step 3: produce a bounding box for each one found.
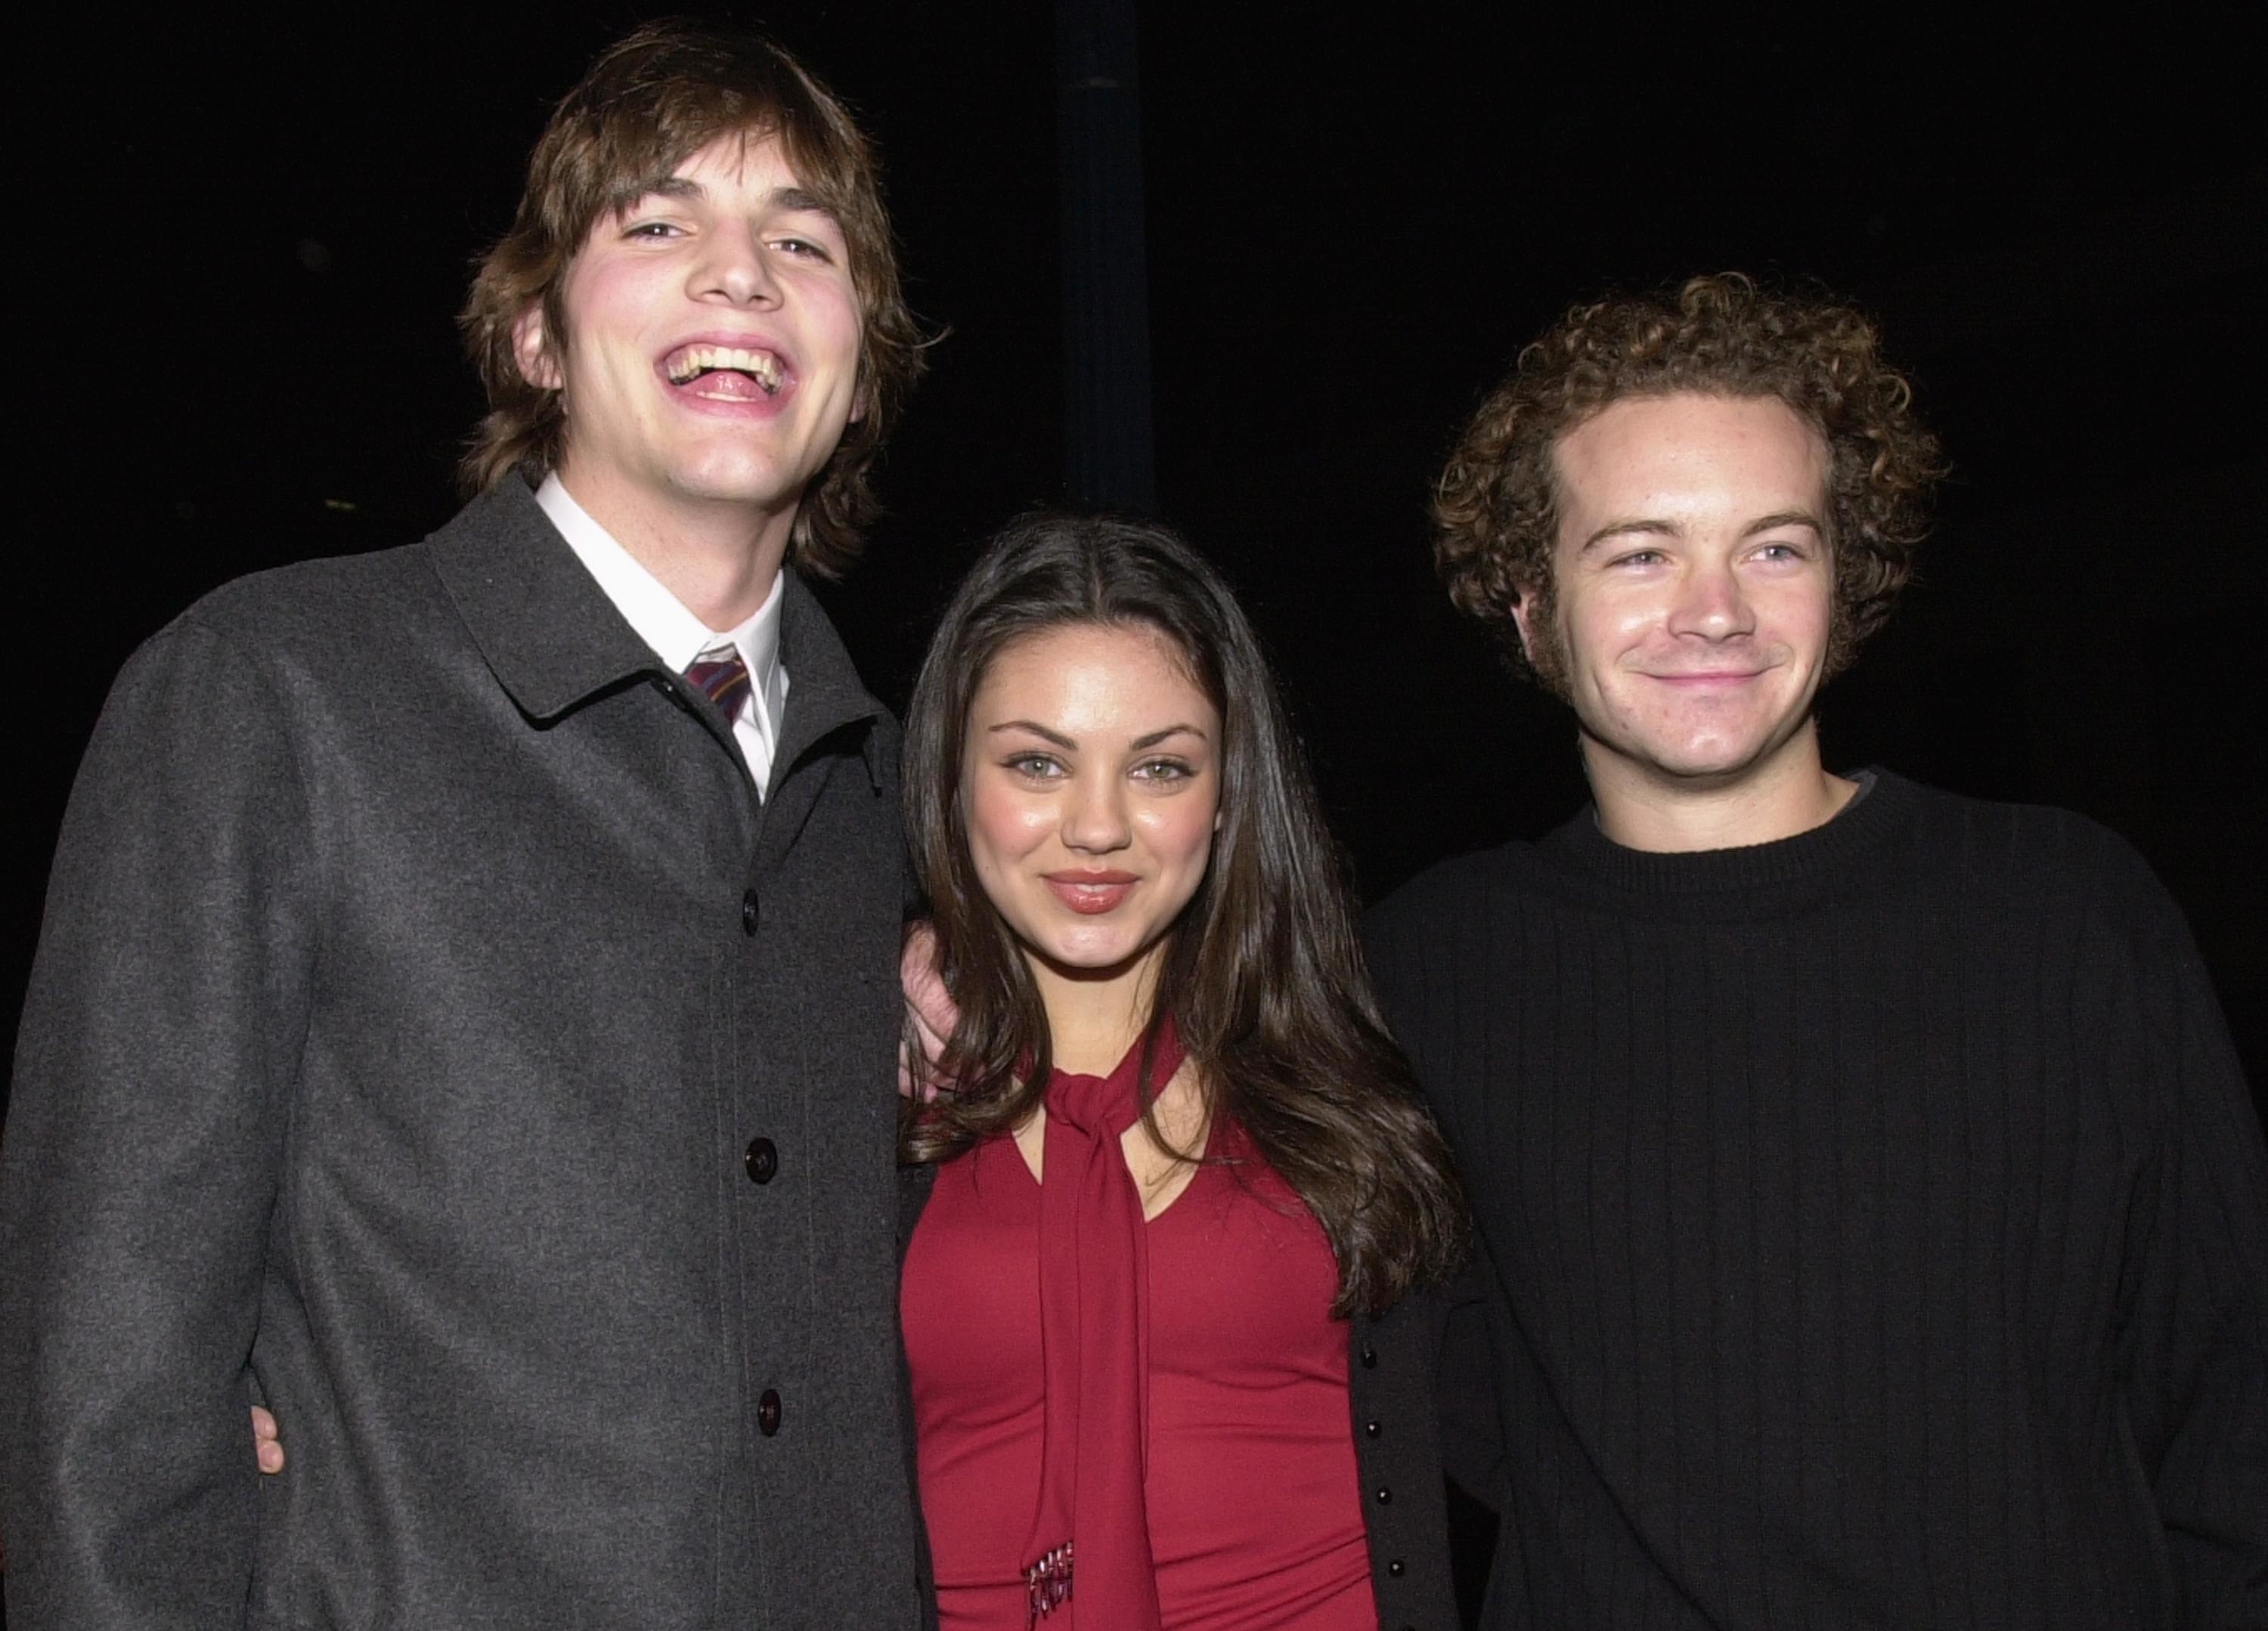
[681,367,768,401]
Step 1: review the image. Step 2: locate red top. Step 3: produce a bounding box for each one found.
[903,1119,1375,1629]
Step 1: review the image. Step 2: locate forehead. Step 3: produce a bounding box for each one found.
[672,128,801,187]
[1551,393,1828,531]
[972,623,1210,719]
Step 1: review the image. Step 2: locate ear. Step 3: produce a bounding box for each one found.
[1507,586,1541,664]
[511,304,562,392]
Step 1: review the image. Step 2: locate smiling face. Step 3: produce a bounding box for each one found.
[960,622,1223,995]
[512,130,864,554]
[1517,392,1836,801]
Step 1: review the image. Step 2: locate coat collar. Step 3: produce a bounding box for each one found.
[429,477,888,786]
[428,476,663,721]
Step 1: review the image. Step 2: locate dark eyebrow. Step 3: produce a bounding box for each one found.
[988,720,1076,749]
[984,722,1210,751]
[1576,509,1826,556]
[1576,518,1676,556]
[1741,509,1825,538]
[1131,725,1207,750]
[772,186,838,218]
[633,178,839,222]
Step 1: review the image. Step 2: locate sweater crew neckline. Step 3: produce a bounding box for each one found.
[1544,767,1915,910]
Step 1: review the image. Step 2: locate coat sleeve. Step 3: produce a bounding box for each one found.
[1,618,314,1627]
[2113,861,2268,1630]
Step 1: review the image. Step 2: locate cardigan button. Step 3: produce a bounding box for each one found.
[1374,1484,1392,1505]
[1387,1559,1405,1577]
[757,1388,782,1436]
[1359,1344,1377,1368]
[1364,1419,1382,1438]
[741,889,761,936]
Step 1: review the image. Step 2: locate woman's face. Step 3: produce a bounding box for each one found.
[960,621,1222,986]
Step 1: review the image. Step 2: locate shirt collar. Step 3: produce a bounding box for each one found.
[537,472,786,739]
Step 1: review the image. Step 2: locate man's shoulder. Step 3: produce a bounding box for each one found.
[1368,837,1548,941]
[1883,772,2162,911]
[147,484,547,680]
[167,539,448,656]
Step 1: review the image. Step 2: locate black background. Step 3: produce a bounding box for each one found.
[8,9,2263,1122]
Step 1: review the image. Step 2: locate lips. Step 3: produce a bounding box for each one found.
[658,339,792,407]
[1044,871,1139,915]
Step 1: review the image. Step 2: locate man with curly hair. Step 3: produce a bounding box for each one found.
[1368,274,2268,1628]
[2,23,928,1628]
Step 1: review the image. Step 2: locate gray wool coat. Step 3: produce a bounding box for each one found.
[1,478,921,1628]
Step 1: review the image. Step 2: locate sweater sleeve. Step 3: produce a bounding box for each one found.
[2113,856,2268,1629]
[1365,876,1507,1503]
[0,619,314,1627]
[1436,1241,1508,1507]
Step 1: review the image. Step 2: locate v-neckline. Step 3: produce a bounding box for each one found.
[1006,1111,1213,1224]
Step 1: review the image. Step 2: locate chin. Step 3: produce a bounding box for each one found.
[1641,719,1814,783]
[1051,937,1141,973]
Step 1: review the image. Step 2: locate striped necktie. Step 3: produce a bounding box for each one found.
[685,642,752,725]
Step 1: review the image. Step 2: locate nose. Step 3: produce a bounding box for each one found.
[1666,556,1755,642]
[692,221,780,308]
[1059,772,1132,855]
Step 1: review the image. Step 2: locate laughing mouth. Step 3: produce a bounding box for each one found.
[662,343,784,396]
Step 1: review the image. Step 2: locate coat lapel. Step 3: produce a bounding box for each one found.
[427,477,883,846]
[758,574,888,865]
[425,478,671,721]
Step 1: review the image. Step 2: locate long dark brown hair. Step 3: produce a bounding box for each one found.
[901,512,1467,1316]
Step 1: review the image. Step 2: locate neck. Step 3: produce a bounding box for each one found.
[1030,949,1162,1077]
[553,463,796,629]
[1584,720,1856,853]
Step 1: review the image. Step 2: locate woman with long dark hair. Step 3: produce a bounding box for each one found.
[245,509,1468,1626]
[898,511,1467,1629]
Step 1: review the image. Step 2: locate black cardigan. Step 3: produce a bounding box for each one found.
[897,1159,1459,1630]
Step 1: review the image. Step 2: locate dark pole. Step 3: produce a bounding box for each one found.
[1057,0,1156,512]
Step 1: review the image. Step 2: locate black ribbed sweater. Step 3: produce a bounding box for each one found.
[1365,771,2268,1629]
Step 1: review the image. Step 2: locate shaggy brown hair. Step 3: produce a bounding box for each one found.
[458,20,928,577]
[1433,273,1944,681]
[900,512,1468,1317]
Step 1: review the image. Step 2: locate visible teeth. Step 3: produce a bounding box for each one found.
[664,345,783,392]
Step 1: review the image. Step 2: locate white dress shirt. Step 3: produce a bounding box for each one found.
[537,474,789,795]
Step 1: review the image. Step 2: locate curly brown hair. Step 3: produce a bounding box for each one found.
[458,20,929,578]
[1432,273,1944,682]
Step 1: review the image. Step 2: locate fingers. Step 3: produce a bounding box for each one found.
[900,1005,950,1102]
[251,1404,286,1474]
[898,920,961,1101]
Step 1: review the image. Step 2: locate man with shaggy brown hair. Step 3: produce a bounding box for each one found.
[1368,274,2268,1628]
[2,23,928,1628]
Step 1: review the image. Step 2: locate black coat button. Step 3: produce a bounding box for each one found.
[740,889,761,936]
[1364,1419,1382,1438]
[1359,1344,1377,1368]
[1374,1485,1392,1505]
[758,1388,782,1436]
[1387,1560,1405,1577]
[745,1137,778,1184]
